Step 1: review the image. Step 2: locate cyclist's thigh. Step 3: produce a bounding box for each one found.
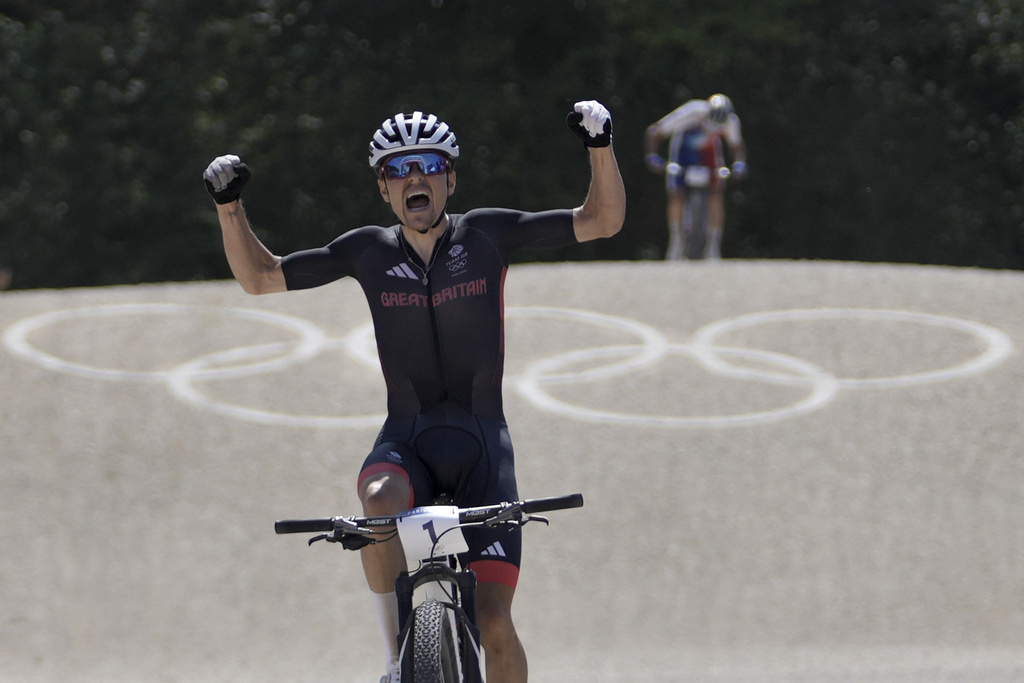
[665,170,686,194]
[459,418,523,588]
[413,411,524,587]
[665,138,693,194]
[358,441,433,510]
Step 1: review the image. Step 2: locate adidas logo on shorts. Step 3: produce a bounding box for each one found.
[481,541,506,558]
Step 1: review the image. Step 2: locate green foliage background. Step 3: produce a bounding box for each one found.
[2,0,1023,289]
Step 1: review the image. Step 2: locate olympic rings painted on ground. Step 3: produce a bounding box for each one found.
[509,306,842,426]
[509,307,671,382]
[164,339,386,429]
[515,342,840,427]
[1,302,1014,429]
[1,303,328,382]
[1,303,381,429]
[689,308,1014,388]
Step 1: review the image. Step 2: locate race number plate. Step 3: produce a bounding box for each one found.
[684,165,711,188]
[397,506,470,561]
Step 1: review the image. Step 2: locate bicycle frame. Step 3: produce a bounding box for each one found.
[275,494,583,683]
[394,505,482,683]
[666,163,730,260]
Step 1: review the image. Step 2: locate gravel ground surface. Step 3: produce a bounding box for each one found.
[2,260,1023,682]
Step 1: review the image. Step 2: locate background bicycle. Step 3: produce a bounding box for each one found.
[666,162,731,261]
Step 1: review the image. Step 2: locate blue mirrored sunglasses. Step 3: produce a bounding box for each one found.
[380,152,450,180]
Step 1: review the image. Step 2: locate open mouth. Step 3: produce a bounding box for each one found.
[406,192,430,210]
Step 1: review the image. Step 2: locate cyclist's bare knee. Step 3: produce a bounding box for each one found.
[477,587,527,682]
[475,583,519,650]
[359,474,411,515]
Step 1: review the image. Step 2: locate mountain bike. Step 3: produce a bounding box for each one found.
[667,162,731,260]
[275,493,584,683]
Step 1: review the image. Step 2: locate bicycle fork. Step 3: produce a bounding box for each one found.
[396,562,483,682]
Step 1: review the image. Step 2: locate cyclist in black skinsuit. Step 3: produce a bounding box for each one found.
[204,101,625,683]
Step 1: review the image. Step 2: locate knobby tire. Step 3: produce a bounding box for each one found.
[413,599,460,683]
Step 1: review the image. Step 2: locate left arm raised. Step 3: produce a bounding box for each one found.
[573,145,626,242]
[565,100,626,242]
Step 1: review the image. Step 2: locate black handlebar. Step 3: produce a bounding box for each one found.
[274,518,335,534]
[521,493,584,514]
[274,493,584,536]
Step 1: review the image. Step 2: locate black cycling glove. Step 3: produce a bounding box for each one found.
[203,155,251,204]
[567,100,613,148]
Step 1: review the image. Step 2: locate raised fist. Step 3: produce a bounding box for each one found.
[567,100,612,148]
[204,154,250,204]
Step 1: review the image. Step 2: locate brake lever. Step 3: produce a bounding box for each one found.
[524,514,550,527]
[307,517,378,549]
[483,504,523,528]
[483,507,550,528]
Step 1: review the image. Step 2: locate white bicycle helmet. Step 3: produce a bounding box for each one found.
[368,111,460,168]
[707,94,734,126]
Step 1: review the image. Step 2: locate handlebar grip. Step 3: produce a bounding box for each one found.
[275,518,335,534]
[521,493,584,514]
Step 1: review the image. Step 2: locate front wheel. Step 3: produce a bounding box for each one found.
[413,599,460,682]
[683,187,709,260]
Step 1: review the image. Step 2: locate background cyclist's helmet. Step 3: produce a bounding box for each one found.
[707,94,734,126]
[368,111,460,168]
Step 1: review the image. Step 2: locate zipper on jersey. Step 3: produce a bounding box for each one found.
[397,224,452,402]
[397,222,449,285]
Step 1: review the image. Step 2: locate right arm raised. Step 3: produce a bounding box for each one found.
[216,200,286,294]
[204,155,286,295]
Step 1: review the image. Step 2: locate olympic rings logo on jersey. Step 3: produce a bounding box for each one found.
[1,303,1013,429]
[446,244,469,275]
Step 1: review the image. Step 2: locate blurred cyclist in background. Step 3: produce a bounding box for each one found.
[645,93,747,260]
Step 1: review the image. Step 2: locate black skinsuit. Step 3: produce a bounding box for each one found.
[281,208,577,585]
